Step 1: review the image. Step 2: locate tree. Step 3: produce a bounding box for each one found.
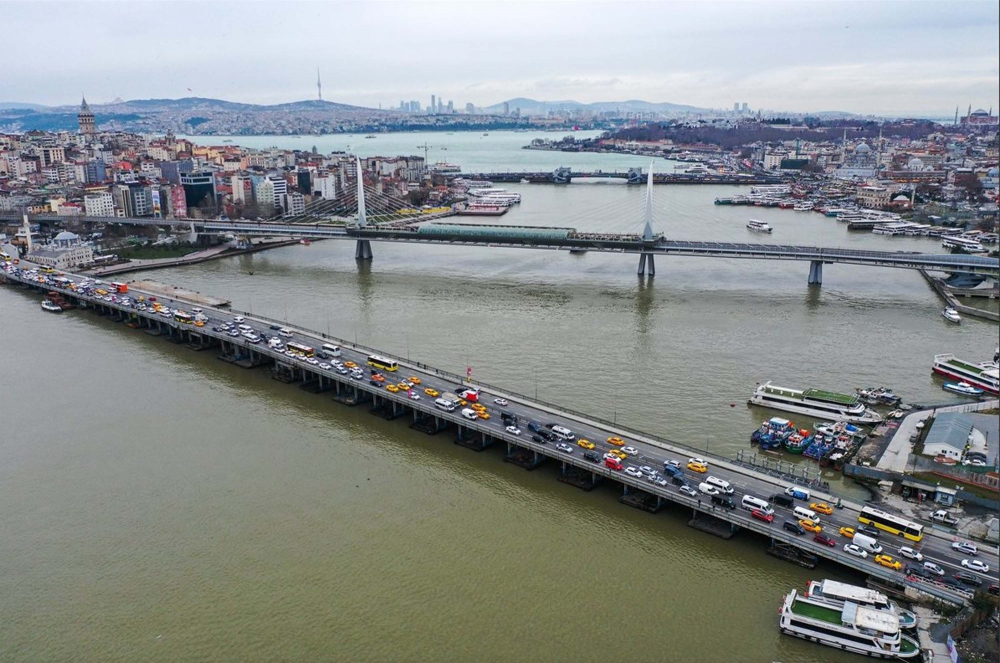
[407,188,430,207]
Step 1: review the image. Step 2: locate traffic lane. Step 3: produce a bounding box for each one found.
[44,274,1000,578]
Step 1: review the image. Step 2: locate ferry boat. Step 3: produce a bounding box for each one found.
[41,299,63,313]
[856,387,901,406]
[746,219,773,233]
[941,307,961,323]
[457,203,508,217]
[941,235,983,252]
[749,382,882,425]
[943,381,984,397]
[778,589,920,659]
[932,352,999,395]
[793,203,814,211]
[805,580,917,631]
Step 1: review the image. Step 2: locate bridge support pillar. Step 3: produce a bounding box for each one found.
[637,253,655,277]
[355,239,373,261]
[808,260,823,285]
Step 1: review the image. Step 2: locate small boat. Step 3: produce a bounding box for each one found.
[943,381,984,397]
[520,178,530,184]
[300,239,311,246]
[747,219,773,233]
[41,299,63,313]
[364,134,376,139]
[941,307,961,323]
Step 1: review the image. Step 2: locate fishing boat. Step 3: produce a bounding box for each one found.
[750,382,882,425]
[751,417,794,451]
[784,431,811,454]
[41,299,63,313]
[805,580,917,630]
[932,352,999,395]
[941,307,961,323]
[943,381,984,397]
[747,219,773,233]
[856,387,901,406]
[778,589,919,659]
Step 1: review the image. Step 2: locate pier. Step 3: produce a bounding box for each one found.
[4,258,994,607]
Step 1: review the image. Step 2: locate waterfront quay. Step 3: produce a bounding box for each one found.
[4,261,996,606]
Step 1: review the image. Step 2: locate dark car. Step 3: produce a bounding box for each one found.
[988,584,999,596]
[783,520,806,535]
[662,465,684,478]
[711,495,736,510]
[905,565,929,579]
[772,494,794,508]
[540,430,556,441]
[813,533,836,547]
[954,571,982,587]
[940,577,964,590]
[671,475,688,487]
[527,421,544,433]
[531,435,547,445]
[583,451,600,463]
[858,525,880,538]
[369,380,382,387]
[269,324,282,330]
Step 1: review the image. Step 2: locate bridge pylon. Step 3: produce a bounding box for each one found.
[638,162,656,277]
[808,260,824,285]
[354,156,372,261]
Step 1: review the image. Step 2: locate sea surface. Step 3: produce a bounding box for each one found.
[2,131,996,662]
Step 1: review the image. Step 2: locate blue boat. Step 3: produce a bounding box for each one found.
[943,381,984,397]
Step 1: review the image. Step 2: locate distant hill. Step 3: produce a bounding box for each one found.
[0,102,51,110]
[482,97,708,115]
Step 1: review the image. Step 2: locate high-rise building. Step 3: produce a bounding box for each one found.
[410,100,420,112]
[503,102,510,116]
[742,102,749,113]
[180,171,217,211]
[447,100,453,113]
[465,102,475,113]
[430,95,436,114]
[78,96,96,135]
[734,102,740,112]
[84,192,115,217]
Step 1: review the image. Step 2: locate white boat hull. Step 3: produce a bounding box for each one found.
[749,396,881,425]
[779,626,919,659]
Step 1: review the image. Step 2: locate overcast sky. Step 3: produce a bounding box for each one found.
[4,0,998,116]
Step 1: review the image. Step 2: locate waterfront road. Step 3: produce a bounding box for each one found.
[6,260,997,603]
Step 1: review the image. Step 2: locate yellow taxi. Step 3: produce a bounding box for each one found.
[810,502,833,515]
[577,439,596,450]
[408,376,421,385]
[397,382,410,391]
[424,388,439,397]
[839,526,855,539]
[874,554,901,571]
[608,449,627,461]
[457,399,467,406]
[386,385,400,393]
[477,411,490,420]
[686,460,708,473]
[799,519,822,534]
[344,361,357,369]
[194,320,205,327]
[607,436,625,446]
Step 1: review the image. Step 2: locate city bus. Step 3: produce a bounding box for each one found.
[287,342,315,357]
[173,311,194,324]
[367,354,398,372]
[858,506,924,542]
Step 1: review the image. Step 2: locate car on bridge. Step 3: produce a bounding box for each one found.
[622,445,639,456]
[679,485,698,498]
[954,571,982,587]
[813,534,836,547]
[799,519,821,534]
[844,544,868,559]
[687,458,708,473]
[961,559,989,574]
[783,520,806,535]
[952,541,978,556]
[577,439,595,450]
[751,509,773,524]
[839,526,855,539]
[898,546,923,561]
[607,436,625,446]
[424,388,439,397]
[875,554,902,571]
[810,502,833,515]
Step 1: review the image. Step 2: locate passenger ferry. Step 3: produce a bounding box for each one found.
[932,352,999,395]
[746,219,773,233]
[941,235,983,252]
[805,580,917,630]
[749,382,882,425]
[779,589,920,658]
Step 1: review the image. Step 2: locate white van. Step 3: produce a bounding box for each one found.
[852,532,883,555]
[698,482,720,496]
[741,495,773,514]
[793,506,819,524]
[321,343,342,359]
[550,425,575,441]
[434,398,457,412]
[461,408,479,421]
[706,476,734,495]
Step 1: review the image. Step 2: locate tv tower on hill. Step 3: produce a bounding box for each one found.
[317,67,322,101]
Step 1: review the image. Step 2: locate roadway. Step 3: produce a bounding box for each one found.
[5,259,997,603]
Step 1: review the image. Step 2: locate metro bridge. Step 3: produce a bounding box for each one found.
[6,162,998,284]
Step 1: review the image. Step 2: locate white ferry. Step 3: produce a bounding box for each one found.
[746,219,773,233]
[941,307,961,323]
[793,203,814,211]
[805,579,916,630]
[941,235,983,252]
[779,589,920,658]
[749,382,882,425]
[932,352,999,395]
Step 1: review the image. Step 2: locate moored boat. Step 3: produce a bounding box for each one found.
[932,352,999,395]
[779,589,920,659]
[943,381,984,397]
[805,579,917,630]
[941,307,961,323]
[41,299,63,313]
[749,382,882,425]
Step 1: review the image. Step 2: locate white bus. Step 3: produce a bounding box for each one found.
[321,344,341,359]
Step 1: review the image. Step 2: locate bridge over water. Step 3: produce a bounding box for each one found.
[5,161,997,284]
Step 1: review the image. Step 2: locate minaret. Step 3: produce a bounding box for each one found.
[954,106,959,125]
[317,68,322,101]
[22,211,32,254]
[78,95,96,135]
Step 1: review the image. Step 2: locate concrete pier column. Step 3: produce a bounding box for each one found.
[808,260,823,285]
[637,252,655,276]
[637,253,647,275]
[355,240,373,261]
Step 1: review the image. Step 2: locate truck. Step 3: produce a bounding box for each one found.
[784,486,810,501]
[930,510,959,526]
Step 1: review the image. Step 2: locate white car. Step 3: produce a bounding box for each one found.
[284,351,296,357]
[665,460,681,469]
[898,546,923,561]
[697,482,720,496]
[679,485,698,498]
[234,316,244,323]
[505,426,522,436]
[318,363,331,370]
[408,392,421,401]
[555,442,574,454]
[621,446,639,455]
[951,541,978,556]
[493,398,508,407]
[922,562,945,577]
[603,453,620,462]
[652,477,669,487]
[844,543,868,559]
[639,465,657,477]
[624,467,643,478]
[961,559,990,574]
